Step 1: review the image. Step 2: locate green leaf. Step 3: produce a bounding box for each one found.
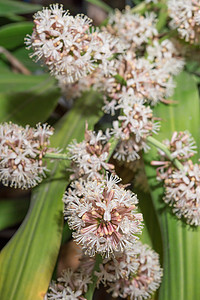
[0,0,41,16]
[0,74,60,126]
[13,47,41,73]
[0,198,29,231]
[0,22,33,50]
[144,72,200,300]
[86,0,112,13]
[0,90,103,300]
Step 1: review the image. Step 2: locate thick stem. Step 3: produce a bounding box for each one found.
[146,136,184,170]
[84,254,102,300]
[44,152,69,160]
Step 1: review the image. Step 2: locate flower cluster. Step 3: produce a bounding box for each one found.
[164,160,200,226]
[0,122,53,189]
[152,131,197,180]
[63,175,143,257]
[96,241,163,300]
[101,52,176,108]
[46,268,91,300]
[105,7,158,50]
[111,94,160,162]
[146,39,185,76]
[151,131,200,225]
[25,4,122,83]
[168,0,200,44]
[67,126,114,180]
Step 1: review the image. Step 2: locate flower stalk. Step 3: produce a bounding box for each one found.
[84,254,103,300]
[146,135,184,170]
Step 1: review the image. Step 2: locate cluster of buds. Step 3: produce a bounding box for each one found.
[25,4,123,83]
[0,122,53,189]
[111,94,160,162]
[67,126,114,180]
[168,0,200,44]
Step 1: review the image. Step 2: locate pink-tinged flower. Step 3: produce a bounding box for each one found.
[63,175,143,257]
[97,241,163,300]
[0,122,53,189]
[100,52,176,108]
[151,131,197,180]
[25,4,122,83]
[164,160,200,226]
[67,126,114,180]
[47,268,91,300]
[168,0,200,44]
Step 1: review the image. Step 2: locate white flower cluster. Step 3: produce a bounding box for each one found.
[168,0,200,44]
[63,175,143,257]
[111,94,160,162]
[25,4,122,83]
[164,160,200,226]
[0,122,53,189]
[106,7,158,50]
[152,131,197,180]
[151,131,200,225]
[67,127,114,180]
[96,242,163,300]
[101,51,179,108]
[147,39,185,76]
[47,268,91,300]
[56,7,184,110]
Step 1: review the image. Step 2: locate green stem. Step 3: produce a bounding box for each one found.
[84,254,102,300]
[146,136,184,170]
[44,152,69,160]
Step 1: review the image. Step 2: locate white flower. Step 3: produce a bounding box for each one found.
[63,175,143,257]
[99,52,177,107]
[147,39,185,75]
[67,127,114,180]
[111,95,159,162]
[152,131,197,181]
[47,269,91,300]
[97,241,163,300]
[168,0,200,44]
[106,7,158,50]
[164,160,200,226]
[0,122,53,189]
[25,5,122,83]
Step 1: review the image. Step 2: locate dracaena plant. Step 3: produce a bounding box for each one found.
[0,1,200,300]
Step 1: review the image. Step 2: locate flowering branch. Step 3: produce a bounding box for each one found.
[146,136,184,170]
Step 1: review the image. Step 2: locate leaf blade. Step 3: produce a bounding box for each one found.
[0,91,103,300]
